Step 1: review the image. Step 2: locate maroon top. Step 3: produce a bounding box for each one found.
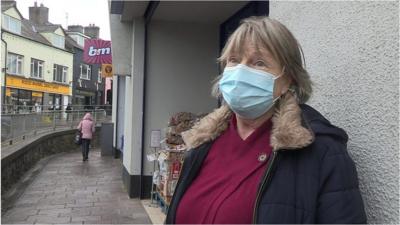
[176,115,273,224]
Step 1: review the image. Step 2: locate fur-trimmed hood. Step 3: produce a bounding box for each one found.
[182,93,346,151]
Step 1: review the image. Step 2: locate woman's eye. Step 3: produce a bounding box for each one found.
[228,57,238,64]
[255,60,267,67]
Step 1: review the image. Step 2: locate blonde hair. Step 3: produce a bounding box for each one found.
[212,16,312,103]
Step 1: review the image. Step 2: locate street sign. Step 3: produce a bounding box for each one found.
[101,64,113,77]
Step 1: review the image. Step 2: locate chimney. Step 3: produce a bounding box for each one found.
[67,25,84,34]
[84,24,100,39]
[29,2,48,25]
[1,1,17,8]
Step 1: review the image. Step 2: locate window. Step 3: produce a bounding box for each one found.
[2,14,21,34]
[7,53,23,75]
[80,64,91,80]
[71,35,85,46]
[98,68,102,83]
[77,36,85,46]
[49,93,62,110]
[32,91,43,106]
[6,88,18,105]
[30,58,44,79]
[53,64,67,83]
[53,34,65,49]
[18,89,32,107]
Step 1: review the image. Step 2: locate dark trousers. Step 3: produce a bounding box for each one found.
[81,139,91,159]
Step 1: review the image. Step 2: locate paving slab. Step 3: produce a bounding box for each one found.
[2,150,152,224]
[141,200,166,225]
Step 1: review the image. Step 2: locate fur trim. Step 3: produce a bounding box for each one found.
[270,93,315,151]
[181,105,232,149]
[182,93,314,151]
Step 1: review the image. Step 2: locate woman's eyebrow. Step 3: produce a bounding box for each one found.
[228,51,239,57]
[249,52,270,61]
[258,51,277,63]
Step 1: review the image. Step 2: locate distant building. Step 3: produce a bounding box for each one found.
[65,24,104,107]
[1,1,73,111]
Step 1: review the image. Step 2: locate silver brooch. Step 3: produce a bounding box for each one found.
[258,153,267,162]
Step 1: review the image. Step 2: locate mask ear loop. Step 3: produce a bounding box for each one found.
[272,66,297,108]
[278,66,296,96]
[271,66,286,109]
[273,66,286,80]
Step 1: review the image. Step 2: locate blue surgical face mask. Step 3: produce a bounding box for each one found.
[219,64,282,119]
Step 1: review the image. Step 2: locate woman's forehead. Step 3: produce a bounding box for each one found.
[229,42,275,59]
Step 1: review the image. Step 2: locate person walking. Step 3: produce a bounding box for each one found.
[66,103,72,122]
[77,113,95,161]
[165,17,366,224]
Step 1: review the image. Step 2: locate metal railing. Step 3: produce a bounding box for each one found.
[1,104,112,146]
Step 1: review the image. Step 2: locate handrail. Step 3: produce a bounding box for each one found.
[1,104,112,115]
[1,104,112,146]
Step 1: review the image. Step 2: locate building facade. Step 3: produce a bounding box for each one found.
[65,25,104,107]
[1,1,73,111]
[108,0,267,197]
[108,0,399,223]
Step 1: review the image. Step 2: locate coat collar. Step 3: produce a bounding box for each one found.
[182,93,315,151]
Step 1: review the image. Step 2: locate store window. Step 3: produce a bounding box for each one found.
[31,58,44,79]
[53,64,68,83]
[75,95,85,106]
[98,68,102,83]
[80,63,91,80]
[4,89,44,112]
[32,92,43,105]
[5,88,18,113]
[48,93,62,110]
[7,52,23,75]
[18,89,32,106]
[5,88,18,106]
[2,14,21,34]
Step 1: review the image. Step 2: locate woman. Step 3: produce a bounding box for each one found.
[165,17,366,224]
[77,113,95,161]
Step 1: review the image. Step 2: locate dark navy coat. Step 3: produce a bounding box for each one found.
[165,105,367,224]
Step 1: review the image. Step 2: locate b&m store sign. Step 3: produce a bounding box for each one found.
[83,39,112,64]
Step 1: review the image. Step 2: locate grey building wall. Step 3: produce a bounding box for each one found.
[116,76,125,151]
[269,1,399,223]
[143,20,219,175]
[109,13,133,152]
[109,15,132,77]
[109,14,144,178]
[128,18,145,176]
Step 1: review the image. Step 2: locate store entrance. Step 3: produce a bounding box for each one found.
[84,96,91,106]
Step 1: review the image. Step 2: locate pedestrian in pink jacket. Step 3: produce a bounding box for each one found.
[77,113,95,161]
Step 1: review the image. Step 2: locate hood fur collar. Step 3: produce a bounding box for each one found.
[182,93,315,151]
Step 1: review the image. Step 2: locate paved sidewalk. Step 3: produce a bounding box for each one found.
[141,200,166,224]
[1,150,152,224]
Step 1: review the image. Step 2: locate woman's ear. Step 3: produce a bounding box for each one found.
[280,75,293,95]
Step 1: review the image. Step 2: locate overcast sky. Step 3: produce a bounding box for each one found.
[16,0,111,40]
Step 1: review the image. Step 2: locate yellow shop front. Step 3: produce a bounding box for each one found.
[5,75,71,111]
